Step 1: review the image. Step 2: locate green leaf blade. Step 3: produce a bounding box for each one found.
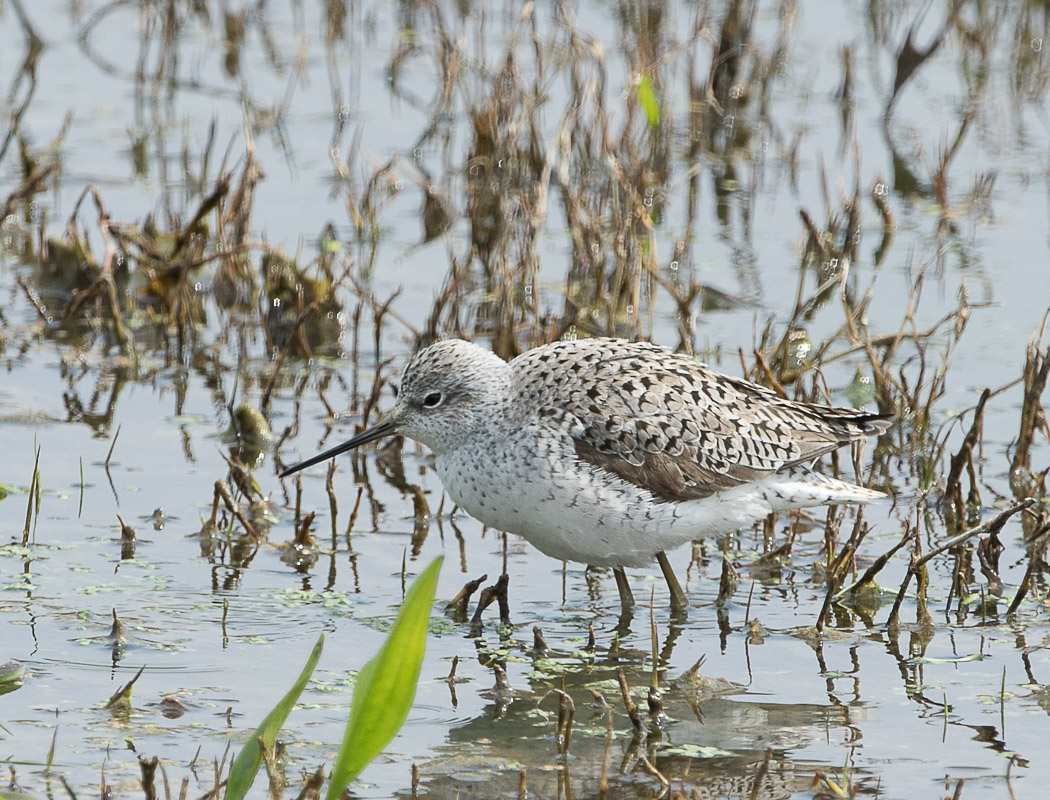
[326,556,443,800]
[226,633,325,800]
[637,74,661,128]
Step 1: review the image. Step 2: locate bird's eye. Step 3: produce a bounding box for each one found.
[422,391,442,408]
[391,385,399,399]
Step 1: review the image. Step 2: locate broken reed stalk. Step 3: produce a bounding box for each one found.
[943,388,990,527]
[300,764,324,800]
[815,512,870,632]
[599,704,613,794]
[214,479,259,540]
[260,735,286,799]
[325,460,339,547]
[293,474,303,530]
[344,485,363,546]
[468,574,509,634]
[1007,522,1050,615]
[835,520,915,600]
[532,625,549,657]
[105,664,146,710]
[649,589,659,690]
[78,456,85,519]
[553,688,575,756]
[887,499,1034,628]
[639,755,669,788]
[748,748,774,800]
[716,554,737,608]
[617,670,644,731]
[445,656,460,708]
[409,484,431,554]
[914,499,1033,571]
[21,445,41,545]
[138,755,159,800]
[105,424,121,469]
[446,574,488,616]
[1011,339,1050,479]
[975,529,1005,598]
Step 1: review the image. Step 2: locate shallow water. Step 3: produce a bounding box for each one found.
[2,2,1050,799]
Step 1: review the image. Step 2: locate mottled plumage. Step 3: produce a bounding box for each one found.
[514,339,887,504]
[281,338,890,599]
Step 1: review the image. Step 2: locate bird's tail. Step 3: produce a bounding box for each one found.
[767,465,885,511]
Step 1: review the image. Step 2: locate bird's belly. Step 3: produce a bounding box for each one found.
[435,442,882,568]
[434,443,708,568]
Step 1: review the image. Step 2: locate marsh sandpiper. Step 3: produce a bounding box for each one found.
[280,338,891,613]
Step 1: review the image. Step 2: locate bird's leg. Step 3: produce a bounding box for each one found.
[612,566,635,612]
[656,551,689,614]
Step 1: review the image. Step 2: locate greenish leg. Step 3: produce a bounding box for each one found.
[656,551,689,614]
[612,566,635,612]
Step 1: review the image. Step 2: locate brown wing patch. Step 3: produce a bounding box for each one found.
[573,438,767,503]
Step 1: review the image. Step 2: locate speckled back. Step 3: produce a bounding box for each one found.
[510,338,889,502]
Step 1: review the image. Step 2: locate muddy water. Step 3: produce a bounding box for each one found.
[2,2,1049,799]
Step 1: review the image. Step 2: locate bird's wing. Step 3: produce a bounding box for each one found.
[516,339,889,503]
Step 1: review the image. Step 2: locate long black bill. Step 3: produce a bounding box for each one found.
[278,420,397,478]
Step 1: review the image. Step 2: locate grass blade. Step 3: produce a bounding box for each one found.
[325,556,442,800]
[637,74,661,128]
[226,633,325,800]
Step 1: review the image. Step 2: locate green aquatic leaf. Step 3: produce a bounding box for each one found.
[226,633,324,800]
[325,556,443,800]
[637,74,660,128]
[910,653,985,664]
[659,743,733,758]
[0,661,26,694]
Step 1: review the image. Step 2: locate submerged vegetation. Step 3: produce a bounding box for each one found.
[2,1,1050,798]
